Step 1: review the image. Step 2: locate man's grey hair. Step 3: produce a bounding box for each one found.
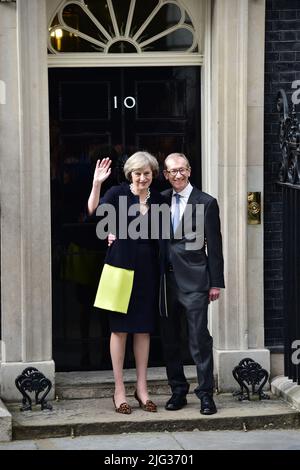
[164,152,191,170]
[124,151,159,181]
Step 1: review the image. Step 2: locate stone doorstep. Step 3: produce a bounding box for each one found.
[55,366,199,400]
[6,393,300,441]
[271,376,300,411]
[55,381,199,400]
[0,399,12,442]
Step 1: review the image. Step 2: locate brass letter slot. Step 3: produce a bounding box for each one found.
[248,192,261,225]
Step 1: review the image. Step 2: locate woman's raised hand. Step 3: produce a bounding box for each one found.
[108,233,116,246]
[93,158,112,185]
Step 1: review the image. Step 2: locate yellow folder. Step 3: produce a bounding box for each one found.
[94,264,134,314]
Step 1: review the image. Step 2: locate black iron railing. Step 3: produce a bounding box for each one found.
[277,89,300,384]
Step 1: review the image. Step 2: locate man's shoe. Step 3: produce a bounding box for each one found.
[165,394,187,411]
[200,394,217,415]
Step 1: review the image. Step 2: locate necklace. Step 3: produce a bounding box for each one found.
[130,184,151,205]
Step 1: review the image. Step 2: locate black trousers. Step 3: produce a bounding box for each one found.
[160,271,214,399]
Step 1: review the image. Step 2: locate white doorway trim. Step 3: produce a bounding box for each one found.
[48,52,203,68]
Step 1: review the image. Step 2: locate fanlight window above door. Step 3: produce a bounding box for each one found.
[48,0,198,54]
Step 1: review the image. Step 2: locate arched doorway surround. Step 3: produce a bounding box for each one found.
[0,0,269,399]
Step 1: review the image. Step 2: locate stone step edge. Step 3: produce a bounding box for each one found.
[54,366,200,387]
[12,412,300,441]
[55,381,197,399]
[55,379,181,389]
[55,382,199,400]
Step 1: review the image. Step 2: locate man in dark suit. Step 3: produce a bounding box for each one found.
[160,153,225,415]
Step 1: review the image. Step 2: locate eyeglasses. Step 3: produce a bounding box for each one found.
[166,167,190,176]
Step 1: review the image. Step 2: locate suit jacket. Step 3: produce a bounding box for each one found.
[162,186,225,293]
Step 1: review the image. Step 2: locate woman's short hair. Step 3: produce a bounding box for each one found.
[124,151,159,180]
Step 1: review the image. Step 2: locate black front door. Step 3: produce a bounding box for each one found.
[49,66,201,371]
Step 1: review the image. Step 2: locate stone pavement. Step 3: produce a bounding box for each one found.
[1,429,300,450]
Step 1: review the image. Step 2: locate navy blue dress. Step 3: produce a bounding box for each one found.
[109,219,159,333]
[98,183,163,333]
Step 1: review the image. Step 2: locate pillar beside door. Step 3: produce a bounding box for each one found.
[209,0,269,391]
[0,0,54,400]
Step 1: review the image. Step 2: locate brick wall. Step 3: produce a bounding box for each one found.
[264,0,300,348]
